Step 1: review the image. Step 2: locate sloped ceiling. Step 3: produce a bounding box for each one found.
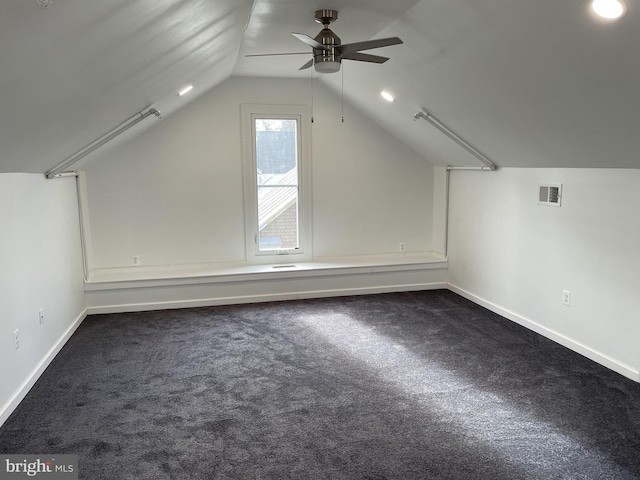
[0,0,254,173]
[1,0,639,173]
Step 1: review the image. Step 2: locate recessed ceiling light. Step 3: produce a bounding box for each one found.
[380,90,395,102]
[591,0,626,19]
[177,85,194,96]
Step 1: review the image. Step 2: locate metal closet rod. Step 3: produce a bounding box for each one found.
[46,107,162,179]
[413,110,496,171]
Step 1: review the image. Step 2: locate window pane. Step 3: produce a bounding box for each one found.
[258,188,298,250]
[255,118,299,252]
[255,119,298,185]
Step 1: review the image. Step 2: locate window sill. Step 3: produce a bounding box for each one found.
[85,252,447,291]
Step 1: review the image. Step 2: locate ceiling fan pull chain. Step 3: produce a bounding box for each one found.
[311,66,315,123]
[341,64,345,123]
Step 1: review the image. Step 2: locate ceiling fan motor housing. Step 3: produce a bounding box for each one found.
[313,10,341,73]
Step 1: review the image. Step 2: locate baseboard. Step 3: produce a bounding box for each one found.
[87,282,448,314]
[448,284,640,382]
[0,308,88,428]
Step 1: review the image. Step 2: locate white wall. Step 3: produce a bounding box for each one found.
[448,168,640,379]
[0,174,86,426]
[82,77,434,271]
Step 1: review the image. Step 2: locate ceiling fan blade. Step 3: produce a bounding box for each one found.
[245,52,310,57]
[338,37,403,54]
[292,32,327,50]
[342,52,389,64]
[298,59,314,70]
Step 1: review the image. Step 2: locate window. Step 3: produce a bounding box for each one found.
[255,118,299,251]
[241,104,311,263]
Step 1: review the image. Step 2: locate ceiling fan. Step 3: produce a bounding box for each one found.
[247,9,403,74]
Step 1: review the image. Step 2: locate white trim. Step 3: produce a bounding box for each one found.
[85,258,448,314]
[0,309,88,428]
[87,283,447,314]
[46,108,161,178]
[85,255,447,289]
[240,104,312,264]
[75,172,93,281]
[448,284,640,382]
[413,110,496,170]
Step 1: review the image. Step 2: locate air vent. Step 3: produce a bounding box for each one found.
[538,184,562,207]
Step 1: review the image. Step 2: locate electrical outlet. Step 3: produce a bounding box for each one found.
[13,329,20,350]
[132,255,141,266]
[399,242,406,252]
[38,308,45,325]
[562,290,571,306]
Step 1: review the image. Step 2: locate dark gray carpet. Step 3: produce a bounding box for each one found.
[1,290,640,479]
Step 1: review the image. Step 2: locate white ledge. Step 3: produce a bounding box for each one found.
[85,253,447,291]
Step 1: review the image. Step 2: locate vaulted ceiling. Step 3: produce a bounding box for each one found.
[1,0,639,173]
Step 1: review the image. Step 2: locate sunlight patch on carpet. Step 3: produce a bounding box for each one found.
[300,312,631,478]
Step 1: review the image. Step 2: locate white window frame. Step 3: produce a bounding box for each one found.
[241,104,312,264]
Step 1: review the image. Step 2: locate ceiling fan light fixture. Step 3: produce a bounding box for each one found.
[591,0,626,19]
[314,58,341,74]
